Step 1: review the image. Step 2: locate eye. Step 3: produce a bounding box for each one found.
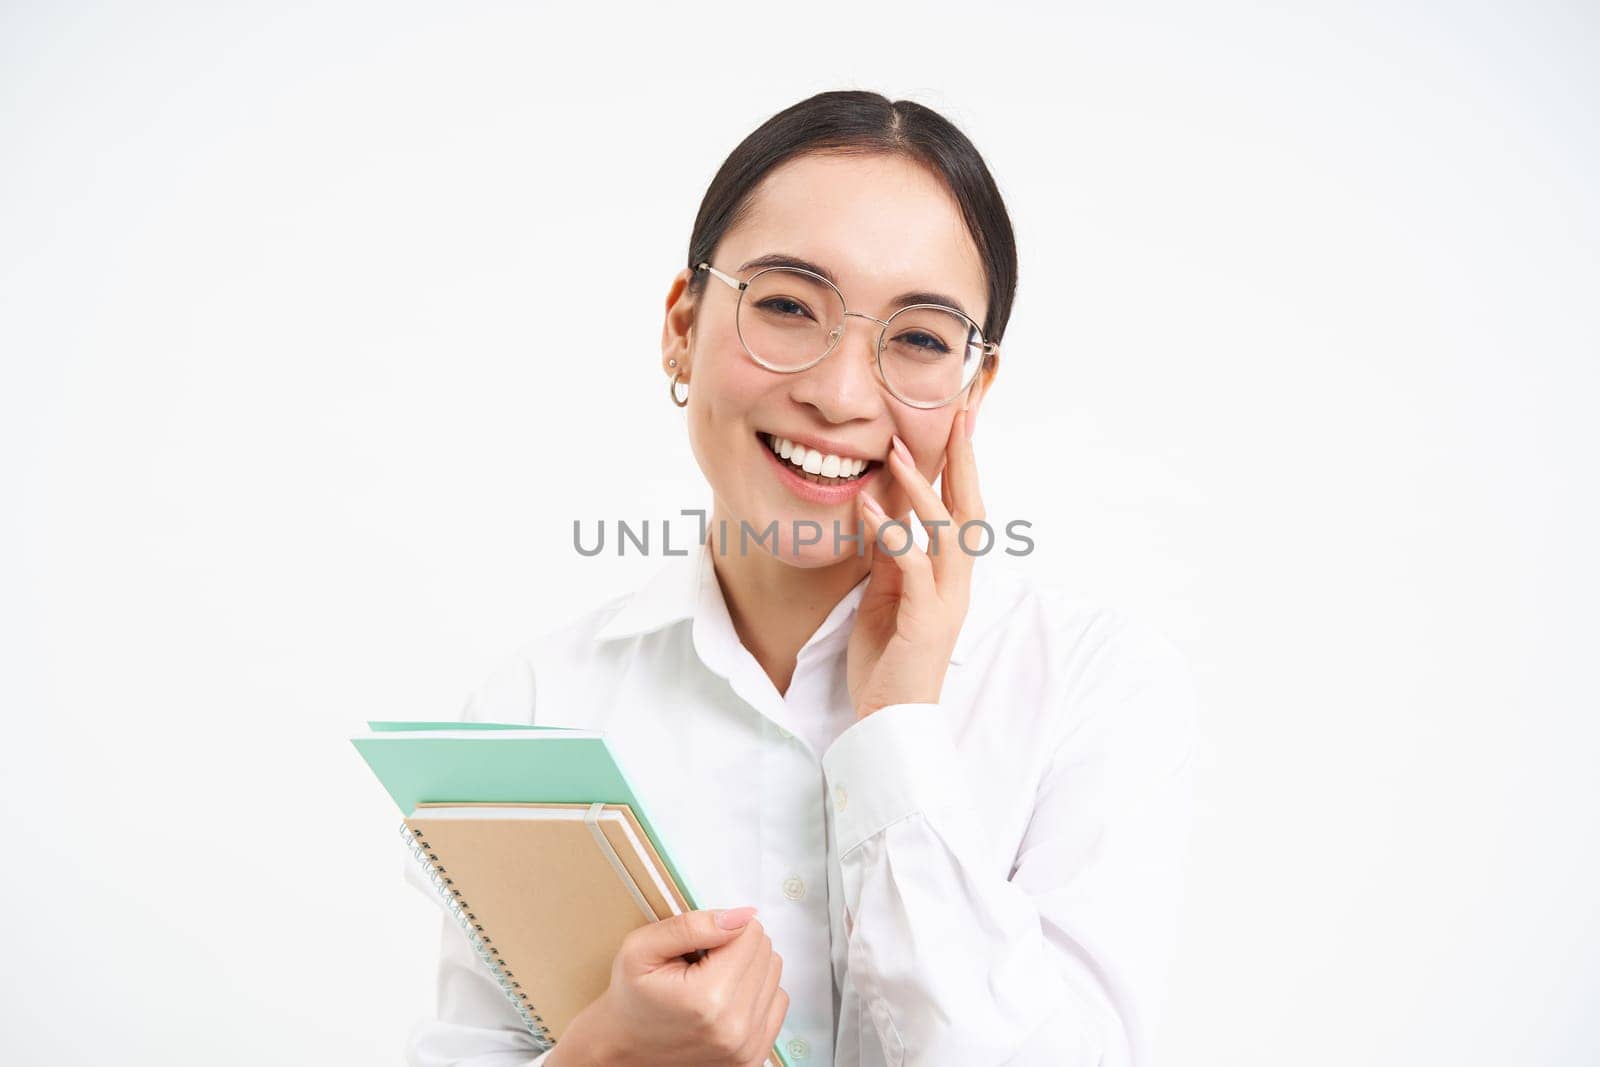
[755,296,816,321]
[896,330,952,354]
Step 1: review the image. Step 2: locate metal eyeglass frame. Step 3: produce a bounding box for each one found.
[695,261,998,410]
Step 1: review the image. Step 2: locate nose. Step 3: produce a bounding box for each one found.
[789,313,885,423]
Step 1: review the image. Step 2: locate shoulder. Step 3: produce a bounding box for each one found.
[966,559,1199,754]
[455,590,640,725]
[966,558,1194,681]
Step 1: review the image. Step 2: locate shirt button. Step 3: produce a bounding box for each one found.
[781,875,806,901]
[785,1036,810,1059]
[833,785,848,813]
[776,725,793,740]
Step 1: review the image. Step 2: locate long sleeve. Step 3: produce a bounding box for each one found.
[404,909,556,1066]
[819,622,1198,1066]
[404,654,555,1066]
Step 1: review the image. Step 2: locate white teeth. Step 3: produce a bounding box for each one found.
[764,434,869,481]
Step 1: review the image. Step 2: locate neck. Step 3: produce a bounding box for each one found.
[706,505,869,696]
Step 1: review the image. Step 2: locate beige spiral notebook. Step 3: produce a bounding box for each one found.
[404,802,785,1066]
[355,722,790,1066]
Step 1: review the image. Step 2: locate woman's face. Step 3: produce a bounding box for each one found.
[662,151,993,566]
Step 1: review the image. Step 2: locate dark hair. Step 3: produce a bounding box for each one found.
[686,90,1018,345]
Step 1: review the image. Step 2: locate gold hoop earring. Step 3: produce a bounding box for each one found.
[669,371,689,408]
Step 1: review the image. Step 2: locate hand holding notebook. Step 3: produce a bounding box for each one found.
[352,721,791,1067]
[556,905,789,1067]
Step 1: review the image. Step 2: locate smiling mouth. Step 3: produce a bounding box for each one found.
[758,432,880,486]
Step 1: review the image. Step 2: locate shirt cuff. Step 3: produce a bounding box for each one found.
[821,701,968,856]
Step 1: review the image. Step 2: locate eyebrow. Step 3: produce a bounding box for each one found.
[736,252,975,320]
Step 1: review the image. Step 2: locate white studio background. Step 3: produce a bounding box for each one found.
[2,3,1596,1065]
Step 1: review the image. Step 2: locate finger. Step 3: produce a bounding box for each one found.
[758,987,790,1063]
[738,952,784,1062]
[934,411,983,596]
[856,499,903,600]
[886,435,960,588]
[939,449,956,515]
[859,491,936,606]
[724,927,774,1025]
[753,951,782,1027]
[934,422,979,601]
[693,917,768,989]
[941,398,985,524]
[627,907,755,973]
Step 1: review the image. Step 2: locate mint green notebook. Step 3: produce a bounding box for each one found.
[365,719,572,732]
[352,723,700,907]
[355,722,791,1067]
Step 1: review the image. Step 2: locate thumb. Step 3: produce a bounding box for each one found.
[627,906,757,967]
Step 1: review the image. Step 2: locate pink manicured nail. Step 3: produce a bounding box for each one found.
[716,906,758,929]
[860,491,886,518]
[965,408,976,439]
[890,434,913,467]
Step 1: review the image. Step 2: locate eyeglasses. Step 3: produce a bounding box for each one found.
[695,261,998,409]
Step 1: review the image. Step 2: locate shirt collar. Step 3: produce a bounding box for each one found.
[592,537,985,666]
[590,543,704,643]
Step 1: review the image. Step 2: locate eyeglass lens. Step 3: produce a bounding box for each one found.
[738,268,980,405]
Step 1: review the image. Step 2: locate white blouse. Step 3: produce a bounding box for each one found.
[403,538,1198,1067]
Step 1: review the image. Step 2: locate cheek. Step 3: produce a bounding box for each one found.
[870,410,957,513]
[693,342,772,426]
[685,332,779,473]
[900,410,960,469]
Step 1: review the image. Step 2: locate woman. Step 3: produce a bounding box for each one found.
[407,91,1197,1067]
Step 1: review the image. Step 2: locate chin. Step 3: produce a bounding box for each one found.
[780,539,865,569]
[718,500,868,567]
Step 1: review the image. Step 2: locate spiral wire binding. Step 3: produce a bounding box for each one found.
[401,821,555,1050]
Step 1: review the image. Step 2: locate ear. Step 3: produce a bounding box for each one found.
[661,268,697,378]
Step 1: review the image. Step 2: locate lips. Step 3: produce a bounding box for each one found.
[756,431,881,504]
[759,432,874,485]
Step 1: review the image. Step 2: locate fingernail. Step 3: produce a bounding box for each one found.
[890,434,913,467]
[965,409,976,440]
[860,491,885,518]
[716,906,757,929]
